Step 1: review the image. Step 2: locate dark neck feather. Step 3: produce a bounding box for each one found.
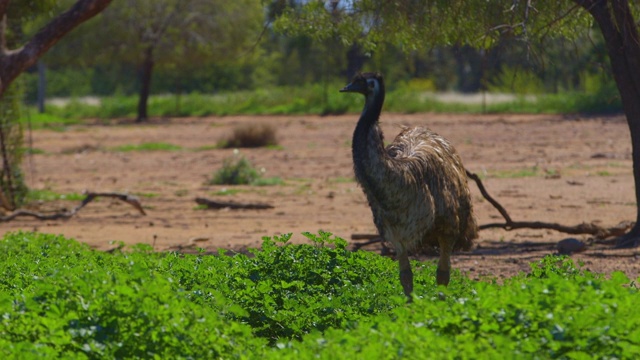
[352,81,386,180]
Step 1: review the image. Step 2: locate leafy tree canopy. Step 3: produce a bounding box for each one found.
[44,0,263,68]
[273,1,605,53]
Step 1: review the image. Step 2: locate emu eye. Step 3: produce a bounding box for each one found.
[368,80,375,89]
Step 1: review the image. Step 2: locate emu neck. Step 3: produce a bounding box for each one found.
[352,90,387,183]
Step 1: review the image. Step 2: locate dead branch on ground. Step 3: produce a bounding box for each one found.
[351,233,386,251]
[350,170,634,249]
[0,191,146,222]
[464,170,633,239]
[195,197,274,210]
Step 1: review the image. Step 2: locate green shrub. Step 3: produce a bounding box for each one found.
[209,152,261,185]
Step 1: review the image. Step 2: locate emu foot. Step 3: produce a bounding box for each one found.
[436,269,450,286]
[400,268,414,301]
[615,233,640,248]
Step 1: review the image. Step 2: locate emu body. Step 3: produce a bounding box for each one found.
[341,73,477,298]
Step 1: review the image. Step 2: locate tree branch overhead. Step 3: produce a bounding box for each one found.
[0,0,113,95]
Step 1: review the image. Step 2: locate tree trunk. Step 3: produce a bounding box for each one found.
[575,0,640,246]
[37,60,46,113]
[136,46,154,122]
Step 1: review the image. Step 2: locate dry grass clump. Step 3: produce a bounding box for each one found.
[222,123,278,148]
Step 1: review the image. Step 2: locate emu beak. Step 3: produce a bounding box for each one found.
[339,84,352,93]
[340,82,363,93]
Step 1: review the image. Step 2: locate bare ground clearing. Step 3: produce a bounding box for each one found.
[2,113,639,280]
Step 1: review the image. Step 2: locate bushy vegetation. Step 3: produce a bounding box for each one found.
[19,112,79,129]
[209,152,263,185]
[0,231,638,358]
[30,83,361,121]
[19,84,622,127]
[0,84,28,210]
[221,123,278,149]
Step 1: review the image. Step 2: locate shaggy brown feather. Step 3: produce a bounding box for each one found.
[384,126,477,253]
[341,72,477,297]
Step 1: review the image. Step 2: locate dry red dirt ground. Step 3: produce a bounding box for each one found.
[2,113,639,281]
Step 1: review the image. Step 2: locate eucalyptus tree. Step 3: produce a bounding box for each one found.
[0,0,111,210]
[78,0,263,122]
[274,0,640,247]
[0,0,112,97]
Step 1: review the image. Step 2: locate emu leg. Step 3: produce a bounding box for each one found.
[436,239,453,286]
[397,251,413,299]
[436,268,450,286]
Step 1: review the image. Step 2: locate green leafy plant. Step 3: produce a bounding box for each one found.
[0,232,638,358]
[209,153,260,185]
[224,231,407,342]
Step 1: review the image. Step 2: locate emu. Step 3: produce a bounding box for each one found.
[340,72,478,299]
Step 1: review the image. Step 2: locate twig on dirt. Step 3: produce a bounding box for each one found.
[195,197,274,210]
[351,233,383,250]
[351,233,379,240]
[350,233,394,254]
[477,220,632,238]
[0,191,146,222]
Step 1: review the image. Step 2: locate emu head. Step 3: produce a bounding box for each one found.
[340,72,385,98]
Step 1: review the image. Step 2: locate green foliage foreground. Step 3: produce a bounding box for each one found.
[0,232,638,358]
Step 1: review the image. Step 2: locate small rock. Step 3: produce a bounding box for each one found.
[557,238,587,255]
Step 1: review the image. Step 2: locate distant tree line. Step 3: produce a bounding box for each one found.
[19,0,615,109]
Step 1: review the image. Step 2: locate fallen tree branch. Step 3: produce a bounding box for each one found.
[0,191,146,222]
[351,233,379,240]
[350,171,634,249]
[465,170,513,223]
[195,197,274,210]
[477,220,632,238]
[350,233,393,254]
[465,170,634,239]
[351,234,383,250]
